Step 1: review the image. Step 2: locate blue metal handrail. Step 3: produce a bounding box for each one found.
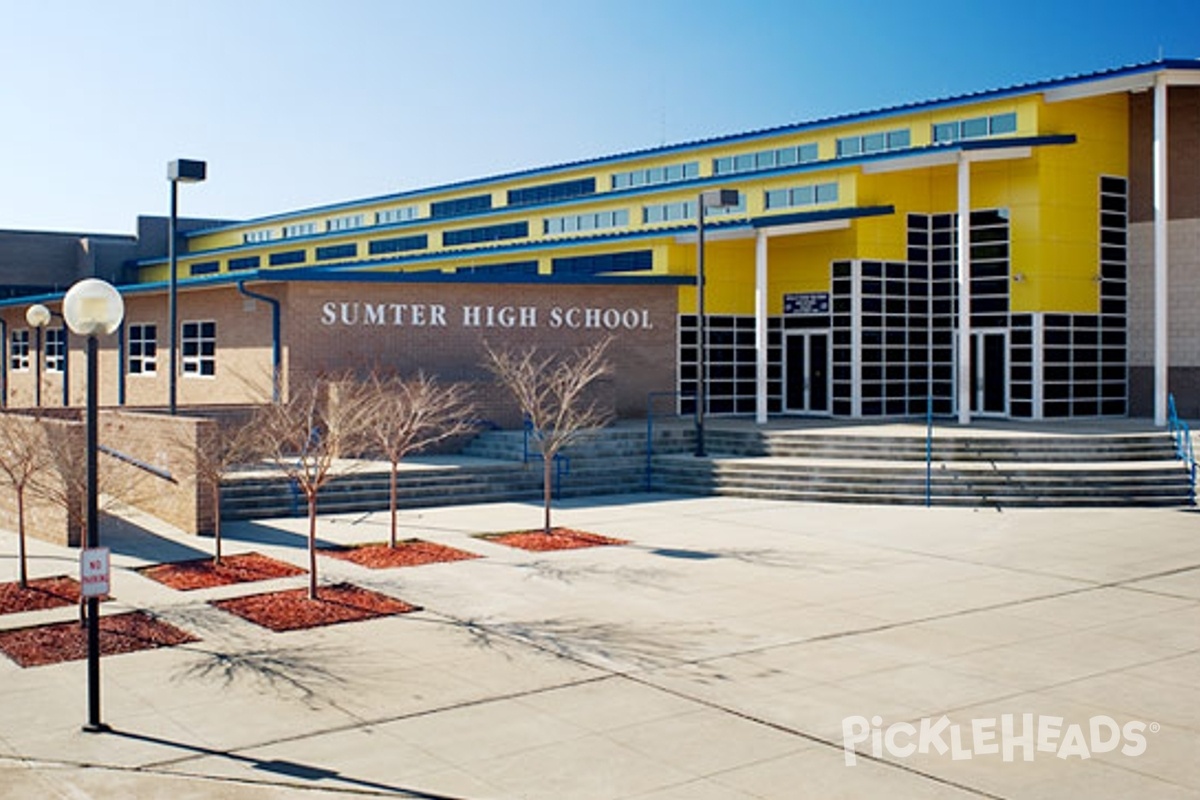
[1167,393,1197,505]
[646,391,692,491]
[522,415,570,499]
[925,394,933,508]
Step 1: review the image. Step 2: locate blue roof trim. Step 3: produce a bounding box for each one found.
[259,268,693,286]
[751,205,895,229]
[180,59,1194,240]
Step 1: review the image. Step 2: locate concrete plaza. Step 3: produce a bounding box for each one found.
[0,494,1197,799]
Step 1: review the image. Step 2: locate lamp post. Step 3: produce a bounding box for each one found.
[694,188,740,457]
[25,304,51,408]
[167,159,207,415]
[62,278,125,734]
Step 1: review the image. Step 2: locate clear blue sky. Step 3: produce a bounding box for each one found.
[1,0,1197,235]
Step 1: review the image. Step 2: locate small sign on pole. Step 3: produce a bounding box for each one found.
[80,547,110,598]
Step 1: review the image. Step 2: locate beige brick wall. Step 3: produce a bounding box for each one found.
[283,281,677,418]
[3,281,677,419]
[0,410,214,546]
[1128,219,1200,368]
[0,414,81,547]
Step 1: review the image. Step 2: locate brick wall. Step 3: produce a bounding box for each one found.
[0,409,215,546]
[1129,87,1200,223]
[283,281,677,419]
[2,281,677,419]
[0,413,81,546]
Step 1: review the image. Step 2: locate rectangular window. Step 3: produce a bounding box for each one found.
[376,205,420,225]
[268,250,306,266]
[932,112,1018,144]
[190,260,219,276]
[837,128,909,157]
[368,234,428,256]
[543,209,629,236]
[181,321,216,378]
[764,182,838,210]
[243,229,275,244]
[282,222,317,238]
[228,255,260,271]
[508,178,595,207]
[315,243,358,261]
[552,250,652,277]
[443,221,528,247]
[45,328,66,373]
[611,162,698,189]
[989,112,1017,135]
[127,323,157,376]
[430,194,492,219]
[9,329,29,371]
[326,214,364,233]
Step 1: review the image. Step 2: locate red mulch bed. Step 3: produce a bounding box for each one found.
[138,552,306,591]
[0,576,87,614]
[0,611,197,668]
[211,583,420,632]
[480,528,629,552]
[321,539,481,569]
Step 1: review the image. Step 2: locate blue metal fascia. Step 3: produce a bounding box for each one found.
[179,60,1194,242]
[750,205,895,230]
[260,268,694,286]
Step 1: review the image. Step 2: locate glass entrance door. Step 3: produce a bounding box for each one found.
[971,331,1008,416]
[784,332,830,415]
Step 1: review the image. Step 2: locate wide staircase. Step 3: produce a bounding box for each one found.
[652,425,1194,508]
[220,421,1195,519]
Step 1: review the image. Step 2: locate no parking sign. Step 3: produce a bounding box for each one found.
[80,547,110,598]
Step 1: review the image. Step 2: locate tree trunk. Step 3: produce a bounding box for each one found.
[307,492,319,600]
[389,462,399,549]
[543,451,553,535]
[16,489,27,589]
[212,481,223,566]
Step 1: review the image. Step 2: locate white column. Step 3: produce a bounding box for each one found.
[957,153,972,425]
[755,230,769,424]
[1153,74,1169,426]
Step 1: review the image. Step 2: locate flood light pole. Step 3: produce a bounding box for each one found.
[167,159,206,415]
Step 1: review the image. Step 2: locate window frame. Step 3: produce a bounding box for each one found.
[181,320,217,379]
[9,329,30,372]
[44,327,66,373]
[127,323,158,376]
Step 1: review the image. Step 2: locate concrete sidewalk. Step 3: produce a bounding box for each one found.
[0,495,1197,798]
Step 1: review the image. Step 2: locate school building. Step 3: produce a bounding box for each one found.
[2,58,1199,424]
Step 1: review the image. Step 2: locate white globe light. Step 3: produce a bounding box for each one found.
[25,304,51,328]
[63,279,125,336]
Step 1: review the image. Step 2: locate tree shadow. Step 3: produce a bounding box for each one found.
[442,615,718,671]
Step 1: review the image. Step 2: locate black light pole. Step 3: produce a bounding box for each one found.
[26,304,50,408]
[167,159,207,415]
[63,278,124,734]
[694,188,740,457]
[83,331,104,732]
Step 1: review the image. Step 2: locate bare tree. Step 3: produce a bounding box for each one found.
[483,338,614,534]
[361,372,477,548]
[246,374,374,599]
[188,415,261,565]
[0,413,54,588]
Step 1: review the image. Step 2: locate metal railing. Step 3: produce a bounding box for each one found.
[645,391,693,491]
[522,416,570,499]
[1167,393,1197,505]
